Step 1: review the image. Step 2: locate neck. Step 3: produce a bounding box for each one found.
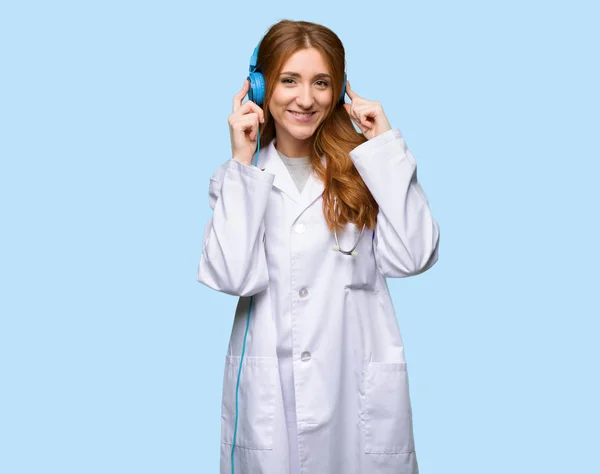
[274,127,312,158]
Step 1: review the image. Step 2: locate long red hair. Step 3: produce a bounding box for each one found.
[255,19,379,232]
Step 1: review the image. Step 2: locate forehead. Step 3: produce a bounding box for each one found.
[280,47,330,75]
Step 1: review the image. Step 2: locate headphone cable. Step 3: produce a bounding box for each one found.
[231,126,261,474]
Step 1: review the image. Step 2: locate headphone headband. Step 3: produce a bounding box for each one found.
[249,41,261,74]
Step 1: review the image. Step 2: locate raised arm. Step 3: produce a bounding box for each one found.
[197,159,274,296]
[349,128,440,277]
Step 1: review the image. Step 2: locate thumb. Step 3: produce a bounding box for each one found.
[343,103,352,115]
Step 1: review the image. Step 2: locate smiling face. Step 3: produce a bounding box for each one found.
[268,47,333,157]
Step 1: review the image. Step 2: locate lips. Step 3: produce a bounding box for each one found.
[288,110,317,122]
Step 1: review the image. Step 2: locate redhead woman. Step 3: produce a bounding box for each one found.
[197,19,440,474]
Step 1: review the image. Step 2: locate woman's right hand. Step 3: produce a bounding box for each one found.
[228,79,265,166]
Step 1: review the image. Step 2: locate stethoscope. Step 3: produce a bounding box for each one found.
[331,197,366,257]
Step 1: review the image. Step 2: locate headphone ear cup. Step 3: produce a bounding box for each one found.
[339,72,347,103]
[247,72,265,106]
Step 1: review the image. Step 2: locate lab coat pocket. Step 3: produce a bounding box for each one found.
[221,355,277,450]
[362,361,415,454]
[340,223,378,291]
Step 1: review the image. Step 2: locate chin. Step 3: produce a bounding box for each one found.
[285,119,322,140]
[288,128,317,140]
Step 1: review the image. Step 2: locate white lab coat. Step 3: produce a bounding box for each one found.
[197,128,440,474]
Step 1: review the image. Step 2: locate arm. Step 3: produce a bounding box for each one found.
[197,158,275,296]
[349,128,440,278]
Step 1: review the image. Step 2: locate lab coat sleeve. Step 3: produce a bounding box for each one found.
[349,128,440,278]
[197,158,275,296]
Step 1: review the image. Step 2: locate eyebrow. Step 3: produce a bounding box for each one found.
[280,71,332,79]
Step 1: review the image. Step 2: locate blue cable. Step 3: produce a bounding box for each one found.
[231,126,261,474]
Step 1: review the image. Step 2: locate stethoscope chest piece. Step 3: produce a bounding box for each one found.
[332,222,366,257]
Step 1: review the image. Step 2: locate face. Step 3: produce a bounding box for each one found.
[268,47,333,155]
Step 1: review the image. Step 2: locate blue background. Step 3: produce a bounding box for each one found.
[1,1,598,473]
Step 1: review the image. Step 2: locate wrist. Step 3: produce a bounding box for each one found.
[232,156,252,167]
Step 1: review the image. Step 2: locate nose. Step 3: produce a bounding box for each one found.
[295,85,314,109]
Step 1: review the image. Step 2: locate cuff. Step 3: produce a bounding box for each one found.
[226,158,276,185]
[349,128,411,166]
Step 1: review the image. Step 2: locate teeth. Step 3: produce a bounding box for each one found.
[290,111,313,117]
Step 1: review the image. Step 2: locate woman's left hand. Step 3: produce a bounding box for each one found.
[343,80,392,140]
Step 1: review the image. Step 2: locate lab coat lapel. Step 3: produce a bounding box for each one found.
[295,157,325,221]
[258,140,301,203]
[258,141,326,222]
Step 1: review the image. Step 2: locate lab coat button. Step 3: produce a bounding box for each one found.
[294,223,306,234]
[301,351,311,361]
[299,287,308,298]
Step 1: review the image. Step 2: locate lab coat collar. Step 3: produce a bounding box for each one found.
[257,138,326,221]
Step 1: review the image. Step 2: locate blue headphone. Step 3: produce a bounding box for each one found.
[247,39,347,107]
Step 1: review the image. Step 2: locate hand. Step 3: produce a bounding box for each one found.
[228,79,265,165]
[343,80,392,140]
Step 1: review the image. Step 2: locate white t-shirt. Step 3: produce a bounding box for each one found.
[276,150,312,193]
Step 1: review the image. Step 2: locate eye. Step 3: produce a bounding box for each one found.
[316,80,329,87]
[281,78,295,84]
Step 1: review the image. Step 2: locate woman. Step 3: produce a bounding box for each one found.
[197,19,440,474]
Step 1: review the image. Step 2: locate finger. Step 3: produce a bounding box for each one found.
[232,79,249,113]
[344,103,367,132]
[236,100,265,123]
[232,112,259,130]
[343,103,361,125]
[343,103,358,123]
[234,115,259,141]
[358,109,374,129]
[350,104,363,125]
[345,80,358,100]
